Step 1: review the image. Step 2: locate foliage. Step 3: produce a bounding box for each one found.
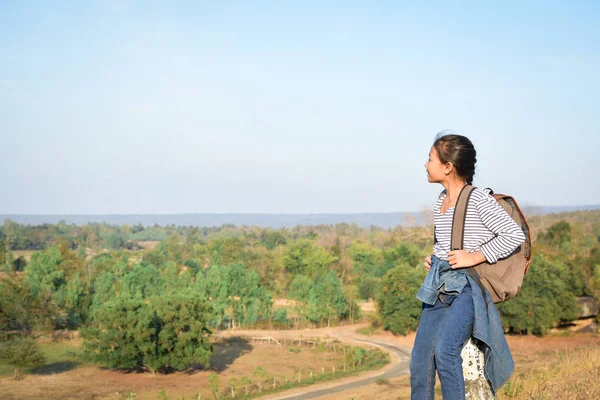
[82,294,213,372]
[283,240,338,277]
[2,209,600,337]
[0,273,54,334]
[376,264,427,335]
[497,254,579,334]
[26,246,65,295]
[0,338,46,379]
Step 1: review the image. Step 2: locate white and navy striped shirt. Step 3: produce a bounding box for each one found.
[433,187,526,263]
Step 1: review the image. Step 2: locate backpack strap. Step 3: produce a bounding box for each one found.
[433,190,447,245]
[450,185,475,251]
[451,185,490,311]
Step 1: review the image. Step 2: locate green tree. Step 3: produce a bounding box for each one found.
[497,254,579,334]
[184,258,201,275]
[0,238,7,267]
[227,263,272,328]
[10,255,27,272]
[0,273,54,334]
[82,294,213,373]
[376,264,426,335]
[308,271,350,326]
[540,221,572,250]
[120,263,164,299]
[205,265,230,328]
[56,272,91,328]
[288,275,312,327]
[384,243,424,268]
[0,337,46,379]
[26,246,65,296]
[261,230,287,250]
[210,237,245,266]
[104,232,124,250]
[283,240,337,277]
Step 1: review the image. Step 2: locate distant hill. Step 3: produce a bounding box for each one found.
[2,204,599,229]
[0,213,421,229]
[522,204,600,215]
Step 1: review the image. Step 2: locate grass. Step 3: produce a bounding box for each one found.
[499,345,600,399]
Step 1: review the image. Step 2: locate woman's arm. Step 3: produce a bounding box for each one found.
[475,192,526,264]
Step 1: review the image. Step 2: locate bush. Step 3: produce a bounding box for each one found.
[0,337,46,379]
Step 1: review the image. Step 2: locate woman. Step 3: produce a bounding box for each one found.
[410,132,525,399]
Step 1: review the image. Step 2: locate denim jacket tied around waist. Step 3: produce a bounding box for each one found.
[416,255,514,394]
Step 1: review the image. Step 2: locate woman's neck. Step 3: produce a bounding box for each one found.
[443,180,467,204]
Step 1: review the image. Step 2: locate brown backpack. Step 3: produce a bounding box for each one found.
[452,186,532,303]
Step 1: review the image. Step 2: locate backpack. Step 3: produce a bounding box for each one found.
[451,185,532,303]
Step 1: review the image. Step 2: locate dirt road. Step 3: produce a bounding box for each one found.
[218,324,413,400]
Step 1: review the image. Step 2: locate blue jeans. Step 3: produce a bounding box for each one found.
[410,284,475,400]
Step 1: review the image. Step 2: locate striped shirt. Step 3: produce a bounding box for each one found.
[433,187,526,263]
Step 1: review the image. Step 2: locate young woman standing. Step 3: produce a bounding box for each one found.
[410,132,525,399]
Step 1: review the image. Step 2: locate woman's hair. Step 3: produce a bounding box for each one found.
[433,130,477,185]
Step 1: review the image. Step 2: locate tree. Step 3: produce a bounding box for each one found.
[308,271,350,326]
[288,275,312,327]
[184,258,201,275]
[540,221,572,250]
[82,294,213,373]
[205,265,230,328]
[376,264,426,335]
[283,240,337,277]
[261,230,287,250]
[120,262,164,300]
[0,338,46,379]
[384,243,424,268]
[0,273,54,334]
[104,232,124,250]
[227,263,272,328]
[497,254,579,334]
[0,238,7,267]
[26,246,65,296]
[210,237,245,266]
[56,273,91,328]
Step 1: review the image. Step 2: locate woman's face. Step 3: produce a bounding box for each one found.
[425,146,447,183]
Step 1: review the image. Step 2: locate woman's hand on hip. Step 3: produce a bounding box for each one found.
[424,255,432,271]
[448,250,485,269]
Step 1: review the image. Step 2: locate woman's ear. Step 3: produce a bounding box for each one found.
[444,162,453,176]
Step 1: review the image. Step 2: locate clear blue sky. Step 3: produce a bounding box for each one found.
[1,1,598,214]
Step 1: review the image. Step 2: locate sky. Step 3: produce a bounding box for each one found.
[1,1,599,214]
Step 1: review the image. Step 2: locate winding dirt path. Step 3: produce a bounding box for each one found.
[217,324,413,400]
